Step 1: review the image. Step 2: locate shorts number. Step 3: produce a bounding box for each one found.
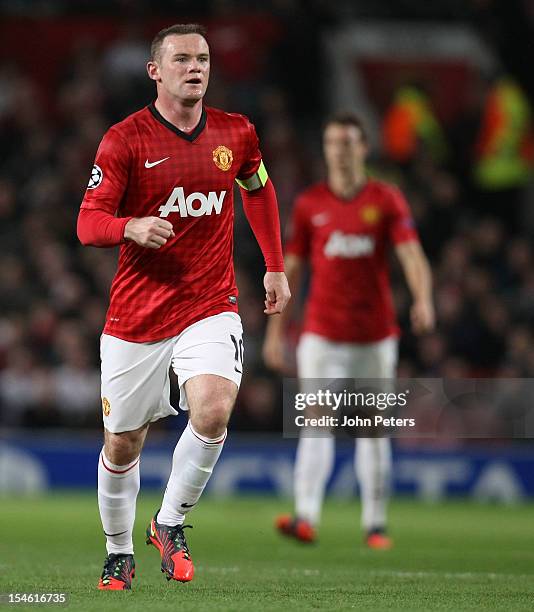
[230,334,244,374]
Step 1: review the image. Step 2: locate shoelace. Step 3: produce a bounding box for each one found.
[102,554,129,578]
[169,525,193,557]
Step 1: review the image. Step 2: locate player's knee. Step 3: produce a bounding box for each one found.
[187,376,237,437]
[104,427,146,464]
[190,400,232,438]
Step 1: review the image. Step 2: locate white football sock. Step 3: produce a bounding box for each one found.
[157,421,226,526]
[355,437,392,531]
[294,431,335,526]
[97,449,140,555]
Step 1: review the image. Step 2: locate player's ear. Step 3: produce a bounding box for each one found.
[146,60,160,82]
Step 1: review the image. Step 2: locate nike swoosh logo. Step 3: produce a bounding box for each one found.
[181,502,196,508]
[104,530,128,537]
[145,157,170,168]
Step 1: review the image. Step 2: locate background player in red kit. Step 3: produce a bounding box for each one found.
[263,114,433,548]
[77,23,290,590]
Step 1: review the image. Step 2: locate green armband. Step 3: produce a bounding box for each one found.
[235,160,269,191]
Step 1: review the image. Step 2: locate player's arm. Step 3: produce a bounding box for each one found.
[77,128,174,249]
[387,185,435,335]
[236,122,290,315]
[262,253,304,372]
[395,240,435,334]
[238,175,290,314]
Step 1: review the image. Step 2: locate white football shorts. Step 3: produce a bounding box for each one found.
[296,332,398,386]
[100,312,244,433]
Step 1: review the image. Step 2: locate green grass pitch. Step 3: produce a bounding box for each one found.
[1,494,534,611]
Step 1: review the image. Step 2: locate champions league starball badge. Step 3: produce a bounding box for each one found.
[88,164,103,189]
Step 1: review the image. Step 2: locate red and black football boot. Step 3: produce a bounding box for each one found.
[97,553,135,590]
[365,527,393,550]
[275,514,316,543]
[146,513,194,582]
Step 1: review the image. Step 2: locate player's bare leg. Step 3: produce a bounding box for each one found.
[356,437,393,549]
[147,374,237,582]
[97,423,149,590]
[104,424,149,465]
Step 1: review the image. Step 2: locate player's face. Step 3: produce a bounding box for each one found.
[323,124,367,173]
[148,34,210,103]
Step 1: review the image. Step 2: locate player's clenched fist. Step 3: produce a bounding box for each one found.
[124,217,175,249]
[263,271,291,315]
[410,299,435,335]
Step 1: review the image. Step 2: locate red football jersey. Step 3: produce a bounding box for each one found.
[81,104,262,342]
[286,179,418,343]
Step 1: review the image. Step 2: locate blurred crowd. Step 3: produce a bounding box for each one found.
[1,5,534,432]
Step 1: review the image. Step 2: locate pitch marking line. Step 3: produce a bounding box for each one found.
[367,570,534,581]
[196,566,240,574]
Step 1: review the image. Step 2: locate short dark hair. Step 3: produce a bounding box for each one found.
[324,112,367,143]
[150,24,208,61]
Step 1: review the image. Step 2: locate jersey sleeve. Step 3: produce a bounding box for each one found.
[239,179,284,271]
[80,127,131,213]
[386,186,419,245]
[235,120,268,191]
[285,194,311,259]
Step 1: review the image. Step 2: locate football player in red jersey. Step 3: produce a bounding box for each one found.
[77,24,290,590]
[263,113,434,549]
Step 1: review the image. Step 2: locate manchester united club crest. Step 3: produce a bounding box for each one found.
[102,397,111,417]
[361,205,381,225]
[213,145,233,171]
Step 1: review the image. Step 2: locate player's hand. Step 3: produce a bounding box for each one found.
[262,329,286,371]
[411,299,435,335]
[124,217,175,249]
[263,271,291,315]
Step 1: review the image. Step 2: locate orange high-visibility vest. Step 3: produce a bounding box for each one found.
[382,86,447,163]
[474,78,533,190]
